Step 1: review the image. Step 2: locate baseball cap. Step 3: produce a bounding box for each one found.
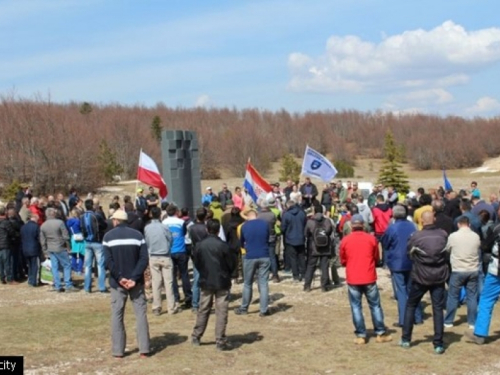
[351,214,364,224]
[111,210,128,221]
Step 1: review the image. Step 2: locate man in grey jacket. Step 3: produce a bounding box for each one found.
[40,208,78,292]
[144,207,175,316]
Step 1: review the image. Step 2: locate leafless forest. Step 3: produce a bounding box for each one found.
[1,96,499,193]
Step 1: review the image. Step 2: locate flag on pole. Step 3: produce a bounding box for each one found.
[137,151,168,198]
[243,161,272,203]
[443,169,453,191]
[301,145,338,182]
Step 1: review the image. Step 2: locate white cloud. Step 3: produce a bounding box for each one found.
[466,97,500,114]
[195,94,212,108]
[385,88,453,109]
[288,21,500,94]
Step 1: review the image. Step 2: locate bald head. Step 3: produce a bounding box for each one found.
[432,199,444,213]
[421,211,435,226]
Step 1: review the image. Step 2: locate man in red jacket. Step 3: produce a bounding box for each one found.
[372,194,393,267]
[340,214,392,345]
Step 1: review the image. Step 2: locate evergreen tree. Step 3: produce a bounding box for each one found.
[79,102,93,115]
[279,154,301,182]
[98,140,123,183]
[335,160,355,178]
[151,115,163,143]
[378,130,410,193]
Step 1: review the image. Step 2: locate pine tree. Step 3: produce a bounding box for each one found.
[378,130,410,193]
[151,115,163,143]
[98,140,123,183]
[79,102,93,115]
[279,154,301,182]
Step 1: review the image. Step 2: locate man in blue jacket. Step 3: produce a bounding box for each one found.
[281,200,307,282]
[20,212,42,287]
[381,205,422,328]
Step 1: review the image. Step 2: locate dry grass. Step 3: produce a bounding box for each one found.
[1,269,500,375]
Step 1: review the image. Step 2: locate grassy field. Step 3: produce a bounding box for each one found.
[1,269,500,375]
[3,157,500,374]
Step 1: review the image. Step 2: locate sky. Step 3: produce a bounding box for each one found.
[1,0,500,116]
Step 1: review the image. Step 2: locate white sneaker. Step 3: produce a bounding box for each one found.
[468,325,475,330]
[444,323,453,328]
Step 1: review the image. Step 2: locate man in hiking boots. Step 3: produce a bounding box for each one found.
[340,214,392,345]
[304,205,333,292]
[400,211,449,354]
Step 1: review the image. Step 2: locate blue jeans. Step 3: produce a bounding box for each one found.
[171,252,192,303]
[84,242,106,292]
[240,257,270,313]
[0,249,12,282]
[269,242,278,277]
[26,256,39,286]
[445,271,478,326]
[347,283,386,337]
[49,251,73,290]
[192,266,200,309]
[392,271,423,326]
[475,273,500,337]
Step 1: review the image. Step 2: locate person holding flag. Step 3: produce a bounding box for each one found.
[137,150,168,200]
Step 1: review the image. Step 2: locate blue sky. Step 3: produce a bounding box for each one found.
[1,0,500,116]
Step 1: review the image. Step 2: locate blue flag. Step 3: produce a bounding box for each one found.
[443,170,453,191]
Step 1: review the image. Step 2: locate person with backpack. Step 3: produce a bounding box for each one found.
[303,205,333,292]
[81,199,108,293]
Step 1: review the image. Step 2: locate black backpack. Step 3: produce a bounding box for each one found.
[312,221,330,251]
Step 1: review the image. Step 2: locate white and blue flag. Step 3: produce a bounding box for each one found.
[301,145,338,182]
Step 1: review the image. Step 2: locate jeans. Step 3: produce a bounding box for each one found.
[71,253,84,274]
[347,283,386,337]
[475,273,500,337]
[286,244,305,280]
[269,242,278,277]
[26,256,39,286]
[171,252,192,303]
[240,257,271,313]
[192,266,200,309]
[0,249,12,282]
[304,255,329,289]
[84,242,106,292]
[392,271,423,326]
[445,271,478,326]
[402,281,445,347]
[49,251,73,290]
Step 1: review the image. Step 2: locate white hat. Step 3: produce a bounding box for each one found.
[206,187,212,191]
[111,210,128,221]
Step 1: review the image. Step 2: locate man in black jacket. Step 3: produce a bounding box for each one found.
[299,177,318,208]
[401,211,449,354]
[103,209,150,358]
[20,212,42,287]
[281,200,307,282]
[433,200,454,235]
[191,219,235,351]
[188,208,209,314]
[303,205,333,292]
[0,206,17,285]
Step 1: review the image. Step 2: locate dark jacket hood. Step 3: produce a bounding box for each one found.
[375,203,390,212]
[288,205,302,215]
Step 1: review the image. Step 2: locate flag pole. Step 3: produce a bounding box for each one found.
[136,148,142,194]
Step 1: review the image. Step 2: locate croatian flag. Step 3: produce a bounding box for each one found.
[243,161,272,203]
[137,150,168,198]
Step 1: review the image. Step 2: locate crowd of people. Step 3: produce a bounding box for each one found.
[1,178,500,357]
